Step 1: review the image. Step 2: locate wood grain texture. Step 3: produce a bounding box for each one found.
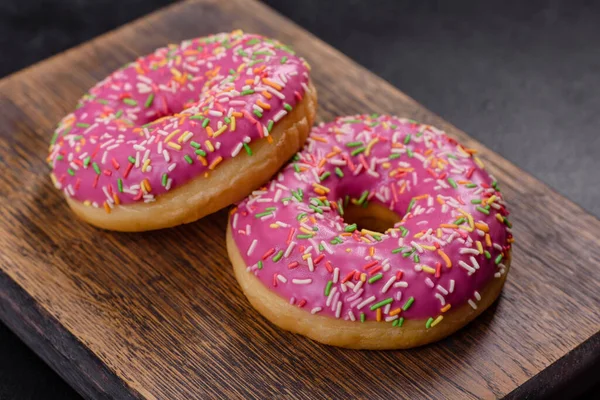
[0,0,599,398]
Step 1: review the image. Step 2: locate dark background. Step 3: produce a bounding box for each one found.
[1,0,598,398]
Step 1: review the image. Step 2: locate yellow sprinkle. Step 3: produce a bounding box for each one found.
[485,195,497,205]
[177,131,191,143]
[360,273,367,282]
[312,183,330,193]
[414,232,425,238]
[167,142,181,150]
[83,200,91,207]
[361,237,372,244]
[230,116,236,132]
[299,227,313,235]
[346,248,352,253]
[476,241,484,254]
[299,217,309,224]
[302,254,311,260]
[163,129,180,143]
[431,315,444,327]
[142,158,151,172]
[474,156,485,169]
[496,213,504,223]
[365,138,379,156]
[208,156,223,170]
[361,228,382,237]
[213,125,228,138]
[382,162,391,169]
[269,224,279,228]
[437,228,443,238]
[205,140,215,152]
[170,68,182,78]
[441,304,452,313]
[421,245,436,251]
[421,265,436,274]
[459,225,474,232]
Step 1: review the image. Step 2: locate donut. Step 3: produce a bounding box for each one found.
[48,30,317,231]
[227,114,513,349]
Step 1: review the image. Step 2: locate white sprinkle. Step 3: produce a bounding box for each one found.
[470,256,480,270]
[435,293,446,306]
[356,296,376,310]
[393,281,409,288]
[247,239,257,256]
[449,279,455,293]
[333,267,340,284]
[474,291,481,301]
[459,260,476,273]
[381,276,397,293]
[284,242,296,258]
[335,301,342,318]
[277,275,288,283]
[311,307,322,315]
[468,299,478,309]
[436,285,449,295]
[326,287,338,307]
[425,278,435,288]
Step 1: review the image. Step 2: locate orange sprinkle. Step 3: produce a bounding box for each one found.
[414,194,430,200]
[369,247,375,257]
[103,202,111,213]
[256,99,271,110]
[261,90,272,99]
[262,78,282,91]
[311,135,328,143]
[376,308,382,322]
[437,249,452,268]
[441,304,452,313]
[206,126,214,137]
[440,224,459,229]
[485,233,492,247]
[197,155,207,166]
[474,222,489,232]
[113,194,120,205]
[209,156,223,170]
[143,179,151,192]
[436,196,445,205]
[389,308,402,316]
[232,111,243,118]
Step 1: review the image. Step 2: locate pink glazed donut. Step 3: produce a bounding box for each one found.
[48,31,316,231]
[227,114,513,349]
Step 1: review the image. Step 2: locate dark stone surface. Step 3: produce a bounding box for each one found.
[1,0,598,399]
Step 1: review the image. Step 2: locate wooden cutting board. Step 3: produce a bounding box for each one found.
[1,0,598,398]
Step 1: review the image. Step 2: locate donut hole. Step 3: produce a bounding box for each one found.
[343,202,401,234]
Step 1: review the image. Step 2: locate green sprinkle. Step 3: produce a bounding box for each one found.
[344,119,362,124]
[400,226,409,237]
[404,134,411,144]
[407,198,415,213]
[325,281,333,296]
[345,224,357,233]
[309,205,323,214]
[144,93,154,108]
[406,148,414,158]
[224,117,231,124]
[248,59,265,67]
[476,206,490,215]
[76,122,90,128]
[184,155,193,164]
[240,89,255,96]
[413,253,420,263]
[297,234,313,239]
[296,212,307,220]
[280,56,288,64]
[273,250,284,262]
[195,149,207,157]
[319,171,331,181]
[190,141,201,148]
[368,273,383,284]
[484,251,491,259]
[255,211,273,218]
[397,317,405,327]
[346,141,364,148]
[92,162,101,175]
[83,156,91,167]
[67,168,75,176]
[360,313,366,323]
[293,163,300,173]
[402,296,415,311]
[351,147,366,156]
[284,103,292,112]
[466,183,478,188]
[389,153,401,159]
[253,110,263,118]
[190,115,204,120]
[335,167,344,178]
[426,317,434,329]
[267,120,274,132]
[257,261,263,270]
[370,113,379,118]
[312,226,319,231]
[123,98,137,106]
[495,254,504,265]
[243,143,252,156]
[448,178,458,188]
[392,319,399,327]
[127,156,135,164]
[117,178,123,192]
[392,247,404,254]
[161,174,168,187]
[337,199,344,216]
[471,199,482,204]
[265,207,277,211]
[454,217,466,225]
[370,297,393,311]
[202,119,210,128]
[318,243,325,251]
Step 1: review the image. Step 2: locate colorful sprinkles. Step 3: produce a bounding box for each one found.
[230,114,513,327]
[48,31,310,211]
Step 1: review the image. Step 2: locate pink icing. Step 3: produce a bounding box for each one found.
[49,31,310,208]
[230,115,513,325]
